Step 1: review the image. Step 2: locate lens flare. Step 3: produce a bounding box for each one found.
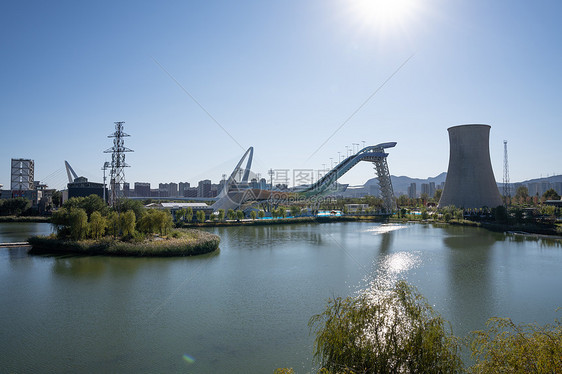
[182,354,195,364]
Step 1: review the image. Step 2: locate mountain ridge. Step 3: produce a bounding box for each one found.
[344,173,562,197]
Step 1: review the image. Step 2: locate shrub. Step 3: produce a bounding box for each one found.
[309,280,463,373]
[470,316,562,373]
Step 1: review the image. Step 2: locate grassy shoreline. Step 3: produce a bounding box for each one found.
[389,217,562,238]
[0,216,50,223]
[28,229,220,257]
[180,215,391,228]
[4,213,559,240]
[184,215,561,238]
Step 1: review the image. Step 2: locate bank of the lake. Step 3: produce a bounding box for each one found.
[0,215,50,223]
[181,215,391,228]
[28,229,220,257]
[390,217,562,237]
[183,214,562,238]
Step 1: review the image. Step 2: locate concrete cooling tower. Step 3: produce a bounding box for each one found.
[438,124,503,209]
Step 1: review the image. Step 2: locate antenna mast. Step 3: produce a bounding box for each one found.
[503,140,510,205]
[104,122,133,207]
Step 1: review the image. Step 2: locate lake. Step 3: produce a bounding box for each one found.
[0,221,561,373]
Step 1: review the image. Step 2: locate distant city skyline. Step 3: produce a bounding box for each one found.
[1,0,561,189]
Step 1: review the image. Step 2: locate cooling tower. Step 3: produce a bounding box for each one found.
[438,124,503,209]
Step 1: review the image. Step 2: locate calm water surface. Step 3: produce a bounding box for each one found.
[0,222,561,373]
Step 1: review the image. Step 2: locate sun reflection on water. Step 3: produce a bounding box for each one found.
[353,251,423,355]
[363,223,407,235]
[360,250,421,295]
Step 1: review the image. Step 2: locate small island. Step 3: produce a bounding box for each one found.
[28,195,220,257]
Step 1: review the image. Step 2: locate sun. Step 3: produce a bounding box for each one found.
[349,0,420,34]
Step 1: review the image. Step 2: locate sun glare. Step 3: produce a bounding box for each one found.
[349,0,421,35]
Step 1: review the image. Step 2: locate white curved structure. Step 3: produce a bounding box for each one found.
[438,124,502,209]
[212,147,254,211]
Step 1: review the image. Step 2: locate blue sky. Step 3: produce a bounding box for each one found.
[1,0,560,190]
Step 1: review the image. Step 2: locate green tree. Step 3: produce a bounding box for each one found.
[88,211,107,239]
[290,205,301,217]
[158,210,174,235]
[236,210,244,221]
[397,194,410,207]
[137,209,156,234]
[81,194,108,217]
[51,207,71,237]
[218,209,225,221]
[540,204,556,217]
[63,194,108,218]
[454,208,464,221]
[186,207,193,223]
[470,316,562,373]
[493,205,508,223]
[515,186,529,204]
[120,210,136,237]
[512,207,524,223]
[279,207,286,218]
[69,208,88,240]
[106,211,120,237]
[250,210,257,220]
[227,209,236,220]
[309,280,463,373]
[434,189,443,202]
[175,208,186,222]
[62,196,85,211]
[421,208,429,220]
[0,197,31,216]
[51,190,62,208]
[258,210,265,219]
[114,198,145,220]
[196,210,206,223]
[542,188,560,201]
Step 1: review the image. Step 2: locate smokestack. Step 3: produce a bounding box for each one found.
[438,124,503,209]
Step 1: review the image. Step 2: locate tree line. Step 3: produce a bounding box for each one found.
[51,195,173,241]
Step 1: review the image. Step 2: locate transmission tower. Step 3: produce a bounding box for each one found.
[503,140,510,205]
[104,122,133,207]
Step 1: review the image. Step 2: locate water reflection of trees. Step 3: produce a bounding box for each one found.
[214,224,324,250]
[506,233,561,248]
[52,256,140,278]
[51,251,217,278]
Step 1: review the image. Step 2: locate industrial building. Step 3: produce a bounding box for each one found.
[438,124,503,209]
[67,176,107,200]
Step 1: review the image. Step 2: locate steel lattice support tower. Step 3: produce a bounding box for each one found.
[104,122,133,206]
[372,157,397,212]
[503,140,511,204]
